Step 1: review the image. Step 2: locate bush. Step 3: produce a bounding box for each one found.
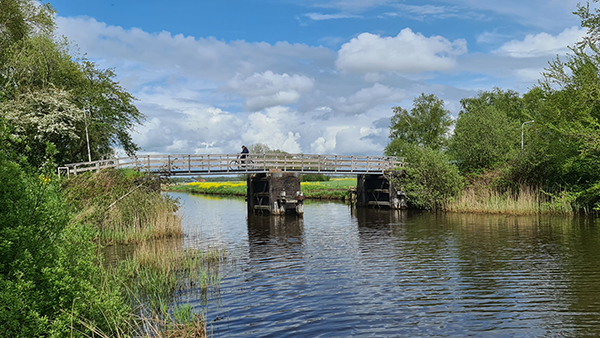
[301,173,330,182]
[0,158,129,337]
[390,147,464,211]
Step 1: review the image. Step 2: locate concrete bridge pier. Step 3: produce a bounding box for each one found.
[247,171,305,215]
[356,171,406,209]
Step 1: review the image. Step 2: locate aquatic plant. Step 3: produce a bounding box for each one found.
[444,185,575,215]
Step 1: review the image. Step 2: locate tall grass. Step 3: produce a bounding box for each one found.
[102,191,183,244]
[445,185,575,215]
[63,169,184,244]
[89,240,225,337]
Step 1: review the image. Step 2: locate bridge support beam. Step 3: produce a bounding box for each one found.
[247,171,304,215]
[356,171,406,209]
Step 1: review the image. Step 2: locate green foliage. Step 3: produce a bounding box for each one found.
[0,0,55,61]
[385,94,462,210]
[389,93,454,151]
[61,169,178,243]
[0,2,144,168]
[390,147,463,211]
[0,153,129,337]
[301,173,330,182]
[384,138,423,162]
[512,1,600,209]
[448,89,523,173]
[1,86,85,168]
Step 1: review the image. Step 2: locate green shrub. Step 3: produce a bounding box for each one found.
[0,158,129,337]
[301,173,330,182]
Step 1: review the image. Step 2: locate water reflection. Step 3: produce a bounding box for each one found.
[167,193,600,337]
[247,214,305,241]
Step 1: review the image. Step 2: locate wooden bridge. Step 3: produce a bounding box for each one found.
[58,153,404,178]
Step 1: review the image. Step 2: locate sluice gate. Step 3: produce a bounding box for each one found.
[356,172,406,210]
[247,171,304,215]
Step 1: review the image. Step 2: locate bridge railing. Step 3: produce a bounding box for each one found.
[58,153,404,177]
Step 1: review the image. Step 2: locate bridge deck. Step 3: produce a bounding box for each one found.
[58,153,403,177]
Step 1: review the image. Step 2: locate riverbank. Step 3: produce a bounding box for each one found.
[60,169,223,337]
[167,177,579,216]
[166,178,356,201]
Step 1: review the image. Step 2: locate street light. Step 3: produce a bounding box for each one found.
[83,108,92,162]
[521,120,534,150]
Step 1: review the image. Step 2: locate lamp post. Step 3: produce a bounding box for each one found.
[521,120,534,150]
[83,107,92,162]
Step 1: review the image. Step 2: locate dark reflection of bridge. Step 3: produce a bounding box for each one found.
[246,214,305,267]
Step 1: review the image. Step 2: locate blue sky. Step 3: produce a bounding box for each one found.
[48,0,588,155]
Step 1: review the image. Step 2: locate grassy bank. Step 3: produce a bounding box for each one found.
[62,169,183,244]
[444,185,576,215]
[167,178,357,200]
[60,169,223,337]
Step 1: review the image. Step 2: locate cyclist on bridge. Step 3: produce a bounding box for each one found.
[240,145,249,165]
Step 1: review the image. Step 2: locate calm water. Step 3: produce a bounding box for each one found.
[167,192,600,337]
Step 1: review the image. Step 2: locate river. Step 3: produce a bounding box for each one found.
[166,192,600,337]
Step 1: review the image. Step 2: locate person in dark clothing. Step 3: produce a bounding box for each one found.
[240,145,249,165]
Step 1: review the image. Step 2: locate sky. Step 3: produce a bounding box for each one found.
[48,0,589,156]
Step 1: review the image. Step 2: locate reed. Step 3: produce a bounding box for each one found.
[63,169,184,244]
[444,185,575,215]
[99,240,225,337]
[101,191,184,244]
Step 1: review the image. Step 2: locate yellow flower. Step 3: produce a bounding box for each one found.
[39,174,51,185]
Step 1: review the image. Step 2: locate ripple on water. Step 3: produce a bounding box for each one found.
[168,193,600,337]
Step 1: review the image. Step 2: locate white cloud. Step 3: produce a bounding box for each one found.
[56,16,334,85]
[514,68,545,82]
[242,106,303,153]
[334,83,406,114]
[227,71,314,111]
[336,28,467,73]
[496,26,585,58]
[305,0,392,12]
[305,13,361,20]
[54,8,572,157]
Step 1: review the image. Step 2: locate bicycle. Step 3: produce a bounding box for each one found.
[228,156,254,171]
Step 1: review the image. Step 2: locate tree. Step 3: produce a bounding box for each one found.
[1,86,85,168]
[249,143,271,154]
[0,0,55,60]
[0,2,144,166]
[528,0,600,208]
[385,94,462,210]
[389,93,454,152]
[448,89,523,173]
[388,145,463,211]
[248,143,288,154]
[0,117,129,336]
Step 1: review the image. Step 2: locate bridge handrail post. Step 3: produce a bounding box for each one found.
[168,155,171,175]
[188,155,191,174]
[318,155,321,173]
